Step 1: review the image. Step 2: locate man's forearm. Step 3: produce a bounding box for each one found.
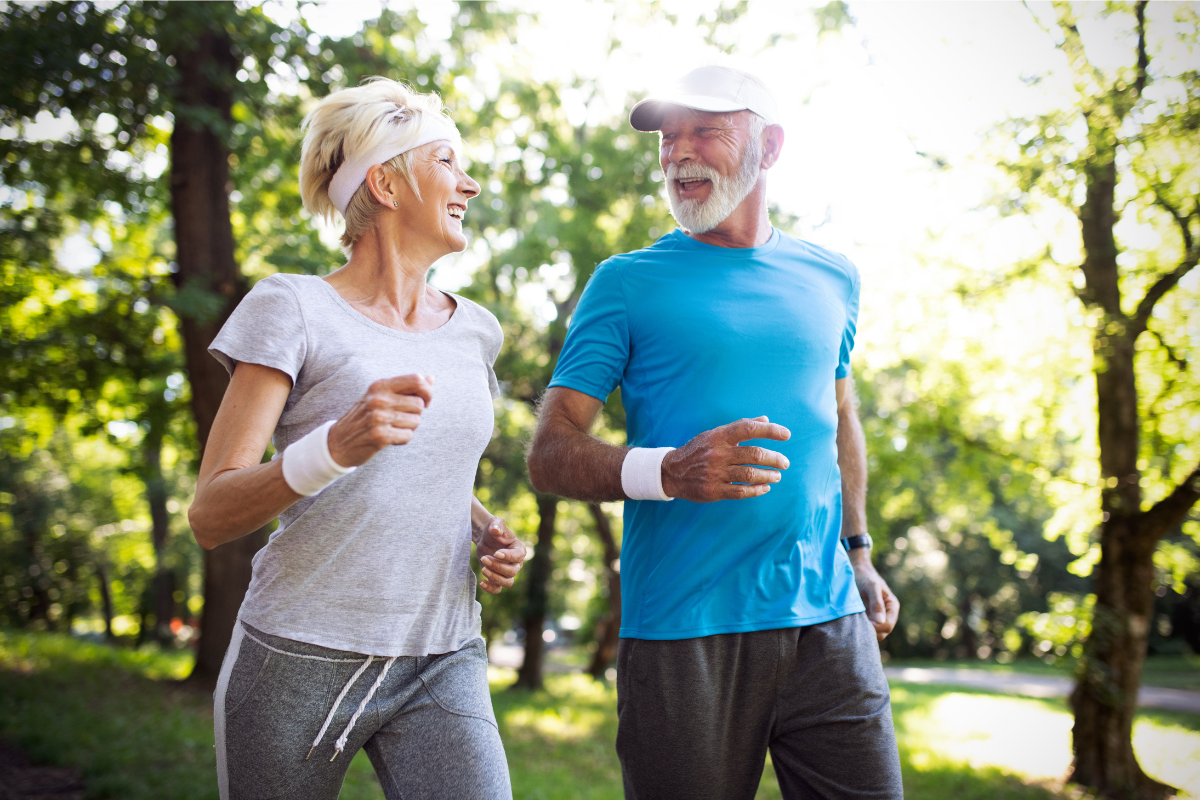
[528,417,628,502]
[837,394,868,539]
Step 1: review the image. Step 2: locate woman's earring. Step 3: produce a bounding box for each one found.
[392,201,398,208]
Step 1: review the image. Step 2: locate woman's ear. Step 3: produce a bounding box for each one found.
[364,164,399,208]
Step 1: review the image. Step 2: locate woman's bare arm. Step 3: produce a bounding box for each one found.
[190,363,436,550]
[188,362,299,549]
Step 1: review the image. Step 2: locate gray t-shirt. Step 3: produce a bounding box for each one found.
[209,273,502,657]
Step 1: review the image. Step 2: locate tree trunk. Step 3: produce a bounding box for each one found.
[165,14,265,684]
[1070,519,1164,798]
[143,431,175,645]
[513,495,557,690]
[587,503,621,680]
[19,492,53,631]
[95,560,114,642]
[1069,150,1172,800]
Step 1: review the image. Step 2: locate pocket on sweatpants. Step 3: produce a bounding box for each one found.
[419,638,497,726]
[223,638,272,719]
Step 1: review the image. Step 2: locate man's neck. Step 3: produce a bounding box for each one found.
[686,181,773,249]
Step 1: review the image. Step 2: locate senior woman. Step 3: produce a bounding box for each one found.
[188,78,524,800]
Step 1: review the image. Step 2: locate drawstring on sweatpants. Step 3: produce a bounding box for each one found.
[305,655,398,761]
[331,656,397,760]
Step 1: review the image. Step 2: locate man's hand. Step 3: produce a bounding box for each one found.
[660,416,791,502]
[849,548,899,641]
[476,516,527,595]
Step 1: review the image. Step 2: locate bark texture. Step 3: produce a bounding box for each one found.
[142,432,176,644]
[513,495,558,690]
[165,15,265,684]
[587,503,621,680]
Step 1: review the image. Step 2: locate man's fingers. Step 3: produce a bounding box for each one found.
[729,446,790,471]
[869,584,886,624]
[720,417,791,445]
[724,465,783,486]
[715,483,771,500]
[884,589,900,627]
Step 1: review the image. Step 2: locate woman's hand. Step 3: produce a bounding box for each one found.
[476,516,527,595]
[328,374,434,467]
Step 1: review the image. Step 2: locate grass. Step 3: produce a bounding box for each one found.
[1,630,1198,799]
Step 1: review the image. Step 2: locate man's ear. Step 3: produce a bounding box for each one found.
[760,125,785,170]
[364,164,399,207]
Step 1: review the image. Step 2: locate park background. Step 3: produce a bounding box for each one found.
[1,0,1199,798]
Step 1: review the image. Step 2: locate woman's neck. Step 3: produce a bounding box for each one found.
[324,226,455,332]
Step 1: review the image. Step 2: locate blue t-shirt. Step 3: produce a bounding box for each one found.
[548,228,865,639]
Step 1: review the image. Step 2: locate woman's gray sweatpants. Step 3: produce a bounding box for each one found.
[616,612,904,800]
[214,622,511,800]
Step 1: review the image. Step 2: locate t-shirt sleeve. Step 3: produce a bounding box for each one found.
[481,305,504,400]
[836,265,860,380]
[208,275,307,384]
[547,262,629,402]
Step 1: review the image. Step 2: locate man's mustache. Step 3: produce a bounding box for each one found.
[666,162,720,184]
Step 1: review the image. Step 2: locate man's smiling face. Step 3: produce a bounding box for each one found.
[659,108,763,234]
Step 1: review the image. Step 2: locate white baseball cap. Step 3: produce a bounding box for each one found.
[629,66,780,132]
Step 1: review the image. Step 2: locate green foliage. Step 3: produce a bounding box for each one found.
[1017,592,1095,662]
[860,360,1089,660]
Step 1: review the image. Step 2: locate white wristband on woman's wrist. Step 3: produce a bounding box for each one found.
[282,420,355,497]
[621,447,675,501]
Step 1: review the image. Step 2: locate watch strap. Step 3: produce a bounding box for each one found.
[842,534,873,551]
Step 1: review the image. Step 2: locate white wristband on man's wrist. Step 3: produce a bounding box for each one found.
[282,420,355,497]
[621,447,675,501]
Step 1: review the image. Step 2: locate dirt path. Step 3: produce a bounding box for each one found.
[0,740,84,800]
[883,666,1200,714]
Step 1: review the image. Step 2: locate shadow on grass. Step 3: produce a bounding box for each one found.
[8,630,1176,800]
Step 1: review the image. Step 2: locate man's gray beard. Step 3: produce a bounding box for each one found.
[666,141,761,235]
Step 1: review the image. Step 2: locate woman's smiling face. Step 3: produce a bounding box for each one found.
[398,141,480,256]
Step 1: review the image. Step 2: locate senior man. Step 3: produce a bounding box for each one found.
[526,66,903,800]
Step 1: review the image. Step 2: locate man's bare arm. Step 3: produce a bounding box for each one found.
[836,377,868,538]
[527,387,627,502]
[528,386,792,503]
[837,376,900,641]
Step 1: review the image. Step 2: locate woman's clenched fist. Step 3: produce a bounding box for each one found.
[327,374,434,468]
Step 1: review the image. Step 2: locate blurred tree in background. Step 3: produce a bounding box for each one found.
[985,3,1200,797]
[0,7,1197,777]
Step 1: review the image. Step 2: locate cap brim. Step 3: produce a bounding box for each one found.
[629,94,749,132]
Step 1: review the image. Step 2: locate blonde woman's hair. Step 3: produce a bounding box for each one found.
[300,78,462,253]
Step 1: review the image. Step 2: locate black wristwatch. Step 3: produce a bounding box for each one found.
[841,534,872,552]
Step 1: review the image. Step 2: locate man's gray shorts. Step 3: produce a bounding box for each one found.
[616,612,903,800]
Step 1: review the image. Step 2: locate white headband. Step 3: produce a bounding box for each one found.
[327,114,460,215]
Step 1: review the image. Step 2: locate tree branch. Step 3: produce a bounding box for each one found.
[1049,1,1104,92]
[1133,252,1199,337]
[1133,191,1199,336]
[1133,1,1149,99]
[952,430,1093,488]
[1139,462,1200,542]
[1148,327,1188,372]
